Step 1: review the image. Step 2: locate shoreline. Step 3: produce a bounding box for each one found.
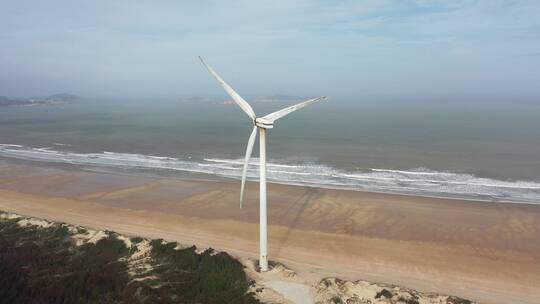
[0,161,539,303]
[1,156,538,206]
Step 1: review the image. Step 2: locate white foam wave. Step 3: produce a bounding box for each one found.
[370,168,448,176]
[205,158,299,168]
[342,173,540,189]
[268,169,311,176]
[1,144,23,148]
[197,163,237,170]
[1,144,539,203]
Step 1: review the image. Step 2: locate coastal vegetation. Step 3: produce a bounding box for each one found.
[314,278,476,304]
[0,211,259,304]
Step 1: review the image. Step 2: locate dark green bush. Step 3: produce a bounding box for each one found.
[398,296,419,304]
[448,297,472,304]
[53,225,70,238]
[330,296,344,304]
[376,288,393,299]
[131,236,144,244]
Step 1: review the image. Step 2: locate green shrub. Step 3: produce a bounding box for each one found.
[397,296,419,304]
[376,289,393,299]
[448,297,472,304]
[130,236,143,244]
[330,296,344,304]
[53,225,70,238]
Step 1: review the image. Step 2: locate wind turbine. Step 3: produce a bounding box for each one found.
[199,57,326,271]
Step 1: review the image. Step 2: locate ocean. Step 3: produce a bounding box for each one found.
[1,98,539,203]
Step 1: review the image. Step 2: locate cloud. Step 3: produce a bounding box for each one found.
[0,1,539,99]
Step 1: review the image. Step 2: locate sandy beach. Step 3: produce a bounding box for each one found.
[0,161,539,304]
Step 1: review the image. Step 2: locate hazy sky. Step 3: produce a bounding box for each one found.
[1,0,539,100]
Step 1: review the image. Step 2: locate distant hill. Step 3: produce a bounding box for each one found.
[0,93,79,106]
[46,93,79,102]
[0,96,13,103]
[255,94,304,102]
[266,94,301,100]
[0,96,33,106]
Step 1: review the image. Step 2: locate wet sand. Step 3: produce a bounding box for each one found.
[0,161,539,304]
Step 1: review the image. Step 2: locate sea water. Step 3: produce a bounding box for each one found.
[1,98,539,203]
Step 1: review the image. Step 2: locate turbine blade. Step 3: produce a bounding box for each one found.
[198,56,256,120]
[262,96,326,123]
[240,126,258,208]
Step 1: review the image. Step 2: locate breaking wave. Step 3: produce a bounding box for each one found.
[1,144,539,204]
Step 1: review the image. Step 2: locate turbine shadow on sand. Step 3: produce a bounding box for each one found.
[275,187,318,258]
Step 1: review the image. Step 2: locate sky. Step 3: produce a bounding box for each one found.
[1,0,539,101]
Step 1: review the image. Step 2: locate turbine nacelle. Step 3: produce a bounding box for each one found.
[254,117,273,129]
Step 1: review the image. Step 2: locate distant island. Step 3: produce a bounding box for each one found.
[179,94,306,105]
[45,93,79,102]
[0,93,79,107]
[180,96,207,102]
[255,94,306,103]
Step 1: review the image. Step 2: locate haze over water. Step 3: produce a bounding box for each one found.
[1,98,539,203]
[1,1,540,203]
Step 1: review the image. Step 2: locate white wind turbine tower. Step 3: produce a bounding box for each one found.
[199,57,326,272]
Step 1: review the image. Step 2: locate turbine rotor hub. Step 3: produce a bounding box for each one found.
[254,117,273,129]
